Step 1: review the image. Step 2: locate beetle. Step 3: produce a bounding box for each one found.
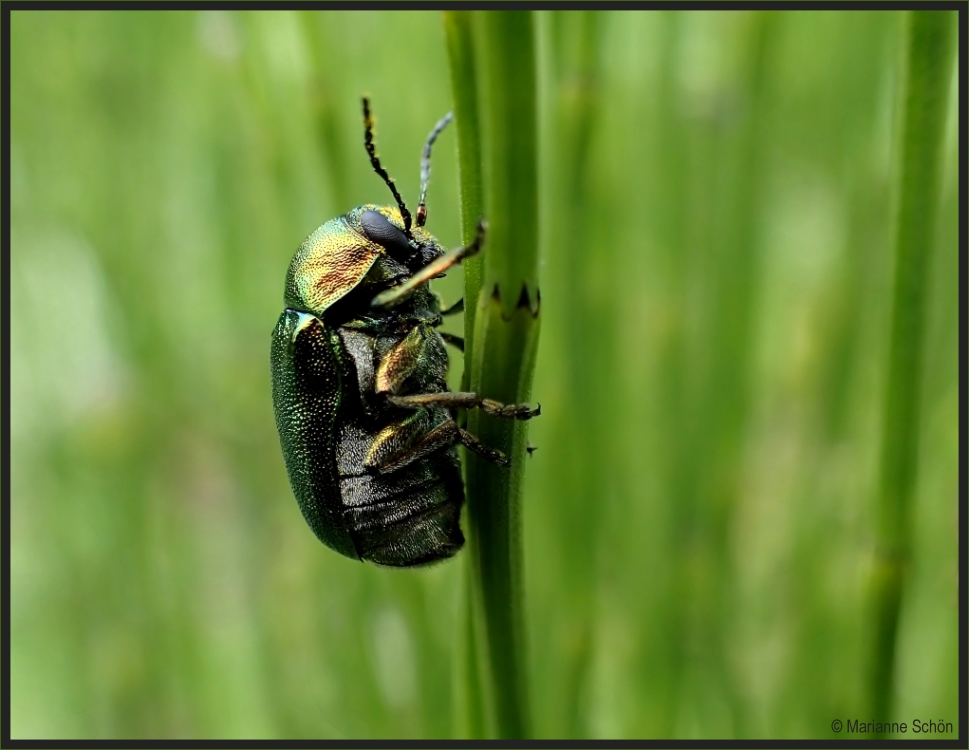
[271,98,539,567]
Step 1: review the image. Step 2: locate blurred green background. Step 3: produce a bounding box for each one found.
[10,10,958,740]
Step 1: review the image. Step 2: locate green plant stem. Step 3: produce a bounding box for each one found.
[869,9,954,727]
[444,12,487,739]
[445,9,540,739]
[443,11,484,373]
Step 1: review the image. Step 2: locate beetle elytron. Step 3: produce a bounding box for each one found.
[271,98,539,567]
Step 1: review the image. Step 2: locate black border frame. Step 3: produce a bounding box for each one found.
[1,2,964,748]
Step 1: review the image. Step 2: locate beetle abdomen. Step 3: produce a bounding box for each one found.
[356,501,463,567]
[329,326,464,566]
[341,453,464,566]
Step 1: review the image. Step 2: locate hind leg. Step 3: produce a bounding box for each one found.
[367,417,510,473]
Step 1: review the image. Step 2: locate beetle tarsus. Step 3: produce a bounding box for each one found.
[458,427,510,467]
[480,399,540,420]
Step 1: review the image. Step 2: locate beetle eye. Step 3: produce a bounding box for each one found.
[360,210,415,261]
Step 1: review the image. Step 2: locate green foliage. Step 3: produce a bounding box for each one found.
[10,10,958,740]
[868,9,956,730]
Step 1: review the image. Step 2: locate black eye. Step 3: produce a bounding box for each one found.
[359,210,415,262]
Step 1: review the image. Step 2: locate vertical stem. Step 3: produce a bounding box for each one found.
[869,9,954,727]
[443,10,485,368]
[445,9,540,739]
[444,12,487,739]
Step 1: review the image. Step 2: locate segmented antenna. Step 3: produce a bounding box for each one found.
[362,97,412,235]
[416,111,453,227]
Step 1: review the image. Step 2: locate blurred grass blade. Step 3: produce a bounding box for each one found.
[299,11,351,212]
[545,10,603,738]
[868,9,955,728]
[453,570,487,738]
[446,9,540,739]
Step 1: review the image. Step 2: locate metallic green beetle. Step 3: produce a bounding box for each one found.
[271,98,539,567]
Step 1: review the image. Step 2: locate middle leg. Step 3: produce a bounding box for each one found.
[388,392,540,419]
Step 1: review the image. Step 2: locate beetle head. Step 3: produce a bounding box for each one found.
[356,205,445,270]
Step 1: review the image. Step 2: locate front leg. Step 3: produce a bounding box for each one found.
[371,222,486,309]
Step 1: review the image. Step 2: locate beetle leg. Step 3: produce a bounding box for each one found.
[438,332,464,351]
[371,419,462,474]
[363,410,434,473]
[456,426,510,467]
[375,324,447,395]
[370,221,486,308]
[439,297,464,316]
[388,392,540,420]
[365,366,527,470]
[375,418,510,470]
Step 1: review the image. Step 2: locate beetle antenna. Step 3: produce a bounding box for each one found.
[362,97,412,235]
[416,111,453,227]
